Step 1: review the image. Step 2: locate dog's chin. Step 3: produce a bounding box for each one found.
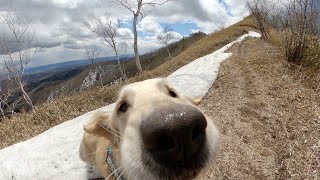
[141,145,210,180]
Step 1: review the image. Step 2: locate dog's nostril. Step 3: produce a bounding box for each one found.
[154,135,175,151]
[192,125,206,141]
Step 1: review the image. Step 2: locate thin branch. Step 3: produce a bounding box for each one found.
[142,0,171,6]
[115,0,135,13]
[85,14,127,80]
[0,5,36,111]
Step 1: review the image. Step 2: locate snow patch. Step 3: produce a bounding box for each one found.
[0,31,260,180]
[168,31,261,98]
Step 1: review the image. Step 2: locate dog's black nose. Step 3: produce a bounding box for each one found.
[140,104,207,167]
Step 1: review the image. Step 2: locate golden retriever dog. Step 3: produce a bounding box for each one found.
[79,78,220,180]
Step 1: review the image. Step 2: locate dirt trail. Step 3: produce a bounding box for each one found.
[197,38,320,180]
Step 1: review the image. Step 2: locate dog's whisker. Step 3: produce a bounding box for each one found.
[100,125,121,137]
[118,154,140,180]
[82,149,105,157]
[109,128,125,138]
[95,121,122,136]
[114,130,123,136]
[109,127,123,136]
[105,166,124,180]
[117,169,126,180]
[108,155,139,180]
[98,124,123,140]
[127,168,133,180]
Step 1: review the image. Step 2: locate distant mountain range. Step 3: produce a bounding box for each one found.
[25,55,133,74]
[0,31,207,115]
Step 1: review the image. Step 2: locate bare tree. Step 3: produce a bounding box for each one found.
[0,81,16,117]
[116,0,173,74]
[247,0,276,40]
[84,15,127,80]
[83,40,99,65]
[118,41,130,74]
[279,0,320,63]
[248,0,319,64]
[82,40,105,87]
[157,26,175,58]
[0,7,37,111]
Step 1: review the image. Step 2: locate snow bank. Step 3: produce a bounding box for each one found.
[0,31,261,180]
[168,31,261,98]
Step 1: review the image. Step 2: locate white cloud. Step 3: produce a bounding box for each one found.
[117,28,134,39]
[0,0,250,67]
[52,0,81,8]
[169,31,183,40]
[224,0,250,16]
[138,17,163,35]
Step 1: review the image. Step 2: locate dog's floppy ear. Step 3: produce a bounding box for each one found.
[184,96,202,106]
[192,97,202,105]
[83,111,118,144]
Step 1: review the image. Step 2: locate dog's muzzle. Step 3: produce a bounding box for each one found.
[140,104,207,169]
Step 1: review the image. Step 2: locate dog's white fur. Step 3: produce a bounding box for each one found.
[79,78,220,179]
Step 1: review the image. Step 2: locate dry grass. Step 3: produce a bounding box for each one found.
[196,38,320,179]
[269,30,320,91]
[0,16,257,149]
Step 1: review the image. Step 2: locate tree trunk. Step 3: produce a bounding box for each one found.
[166,44,171,58]
[117,58,127,80]
[98,66,103,87]
[133,13,143,74]
[99,73,103,87]
[0,99,11,117]
[0,106,4,117]
[256,15,268,41]
[114,44,127,80]
[18,79,34,111]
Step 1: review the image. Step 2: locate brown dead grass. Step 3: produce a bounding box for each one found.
[0,16,257,149]
[269,30,320,92]
[196,38,320,179]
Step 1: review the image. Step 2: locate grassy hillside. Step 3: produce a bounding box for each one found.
[0,16,257,148]
[196,38,319,180]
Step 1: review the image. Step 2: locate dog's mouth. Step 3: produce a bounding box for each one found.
[141,141,209,179]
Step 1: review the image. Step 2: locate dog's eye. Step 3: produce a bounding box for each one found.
[118,102,128,112]
[169,90,178,98]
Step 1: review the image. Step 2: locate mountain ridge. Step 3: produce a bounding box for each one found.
[25,55,133,74]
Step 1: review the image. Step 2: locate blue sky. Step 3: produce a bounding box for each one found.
[132,22,199,38]
[0,0,250,67]
[160,22,199,36]
[219,0,232,16]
